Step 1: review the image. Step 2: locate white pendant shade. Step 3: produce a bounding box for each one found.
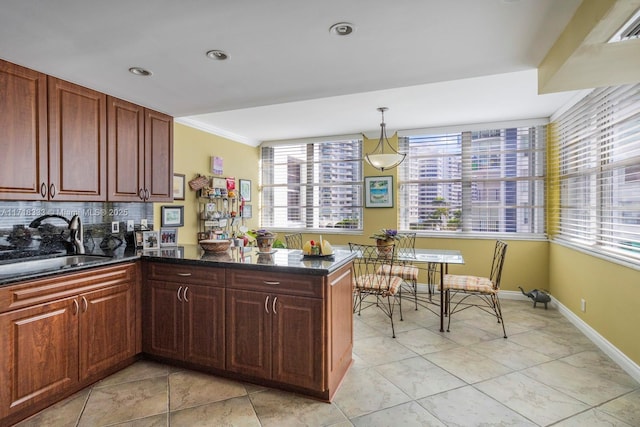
[364,107,406,172]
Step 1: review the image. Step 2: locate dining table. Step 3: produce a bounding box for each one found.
[397,248,465,332]
[335,245,464,332]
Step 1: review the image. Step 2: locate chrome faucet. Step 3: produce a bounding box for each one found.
[69,215,85,254]
[28,214,85,254]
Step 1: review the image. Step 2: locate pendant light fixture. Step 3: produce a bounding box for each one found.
[365,107,406,171]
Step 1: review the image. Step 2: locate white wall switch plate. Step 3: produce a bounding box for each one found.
[111,221,119,233]
[127,220,135,232]
[141,219,148,228]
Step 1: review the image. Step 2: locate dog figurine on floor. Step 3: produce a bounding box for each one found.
[518,286,551,309]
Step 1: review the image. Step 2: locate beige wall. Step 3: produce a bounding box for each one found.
[153,123,260,244]
[549,243,640,365]
[167,123,639,368]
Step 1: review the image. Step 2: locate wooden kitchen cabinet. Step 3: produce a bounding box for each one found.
[0,263,138,424]
[47,76,107,201]
[143,262,225,368]
[107,97,173,202]
[226,288,323,390]
[0,59,48,200]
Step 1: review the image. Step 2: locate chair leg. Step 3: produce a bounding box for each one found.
[386,295,396,338]
[412,279,418,310]
[398,287,403,322]
[493,294,507,338]
[446,289,452,332]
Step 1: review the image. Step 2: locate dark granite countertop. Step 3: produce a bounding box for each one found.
[0,244,356,286]
[142,244,356,276]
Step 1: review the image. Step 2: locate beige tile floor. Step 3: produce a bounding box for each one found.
[15,296,640,426]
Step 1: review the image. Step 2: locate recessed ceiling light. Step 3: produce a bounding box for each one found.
[128,67,152,76]
[329,22,355,36]
[206,50,229,60]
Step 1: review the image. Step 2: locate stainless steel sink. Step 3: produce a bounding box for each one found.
[0,254,111,277]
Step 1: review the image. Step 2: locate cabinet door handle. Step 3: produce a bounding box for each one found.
[81,296,88,312]
[272,296,278,314]
[183,286,189,303]
[176,273,192,277]
[49,183,56,198]
[40,182,47,198]
[263,281,280,285]
[72,299,79,315]
[145,188,150,200]
[264,295,270,314]
[138,188,145,200]
[177,286,183,302]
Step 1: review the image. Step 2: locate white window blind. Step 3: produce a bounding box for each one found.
[399,125,546,235]
[553,84,640,261]
[260,138,363,230]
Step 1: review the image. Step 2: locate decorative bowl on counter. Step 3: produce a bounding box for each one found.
[199,239,231,253]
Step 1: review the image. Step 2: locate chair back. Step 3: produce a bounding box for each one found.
[285,233,303,249]
[349,242,398,289]
[489,240,508,289]
[395,232,417,260]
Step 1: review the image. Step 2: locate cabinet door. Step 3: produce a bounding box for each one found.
[47,76,107,201]
[272,295,324,390]
[79,283,135,381]
[0,297,78,419]
[144,109,173,201]
[142,280,182,360]
[225,289,271,379]
[0,59,48,200]
[183,284,225,369]
[107,96,145,201]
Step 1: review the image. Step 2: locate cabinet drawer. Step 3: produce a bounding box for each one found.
[227,269,324,298]
[0,263,136,314]
[146,262,225,287]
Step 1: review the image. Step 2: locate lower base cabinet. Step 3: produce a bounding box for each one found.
[0,263,138,424]
[142,262,225,369]
[226,289,323,390]
[143,260,353,401]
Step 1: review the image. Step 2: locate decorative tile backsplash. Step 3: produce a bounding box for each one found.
[0,201,154,256]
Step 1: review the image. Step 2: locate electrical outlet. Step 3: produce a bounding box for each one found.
[127,220,135,232]
[111,221,119,233]
[141,219,148,228]
[580,298,586,312]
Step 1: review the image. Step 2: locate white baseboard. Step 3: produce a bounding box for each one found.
[499,289,640,384]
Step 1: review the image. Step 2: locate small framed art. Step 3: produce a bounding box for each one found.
[160,228,178,247]
[173,174,185,200]
[161,205,184,227]
[239,179,251,202]
[365,176,394,208]
[142,230,160,250]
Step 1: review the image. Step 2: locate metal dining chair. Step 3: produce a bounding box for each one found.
[376,232,420,310]
[443,240,508,338]
[284,233,303,249]
[349,242,404,338]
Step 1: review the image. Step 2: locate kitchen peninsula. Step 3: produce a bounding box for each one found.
[0,246,355,425]
[142,245,355,402]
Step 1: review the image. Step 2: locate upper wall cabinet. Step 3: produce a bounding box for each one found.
[0,60,107,201]
[107,97,173,202]
[48,77,107,201]
[0,60,48,200]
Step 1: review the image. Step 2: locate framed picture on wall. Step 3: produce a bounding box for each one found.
[239,179,251,202]
[161,205,184,227]
[365,176,394,208]
[242,204,252,218]
[173,174,185,200]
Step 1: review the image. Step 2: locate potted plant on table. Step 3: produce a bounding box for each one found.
[370,228,400,257]
[249,229,277,253]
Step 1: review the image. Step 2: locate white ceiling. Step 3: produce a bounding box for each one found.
[0,0,589,145]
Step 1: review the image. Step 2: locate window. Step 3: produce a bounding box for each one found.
[261,138,363,230]
[398,124,546,235]
[552,84,640,261]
